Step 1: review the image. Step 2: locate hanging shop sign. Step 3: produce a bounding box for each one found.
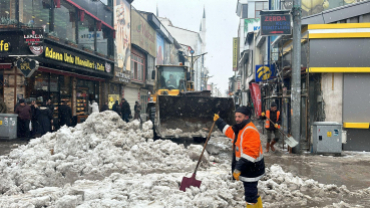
[255,64,276,82]
[43,43,113,74]
[24,28,44,55]
[0,29,44,56]
[16,58,39,78]
[24,28,44,46]
[232,37,239,71]
[260,11,291,36]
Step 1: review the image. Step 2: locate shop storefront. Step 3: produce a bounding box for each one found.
[0,0,115,126]
[0,31,113,125]
[108,83,121,109]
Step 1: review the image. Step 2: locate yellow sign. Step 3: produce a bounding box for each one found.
[257,66,272,80]
[327,131,332,137]
[0,120,2,125]
[0,40,10,52]
[108,94,121,109]
[232,37,239,71]
[45,46,105,72]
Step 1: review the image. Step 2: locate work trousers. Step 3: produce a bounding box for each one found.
[243,181,259,204]
[267,128,280,143]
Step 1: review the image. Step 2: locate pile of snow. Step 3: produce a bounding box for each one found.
[0,111,369,207]
[0,111,210,196]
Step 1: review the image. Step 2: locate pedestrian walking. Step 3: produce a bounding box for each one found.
[261,102,281,153]
[101,102,109,112]
[15,99,32,140]
[35,103,53,136]
[112,101,121,116]
[214,106,265,207]
[134,101,141,120]
[120,98,131,122]
[89,100,99,114]
[0,97,7,113]
[59,100,72,127]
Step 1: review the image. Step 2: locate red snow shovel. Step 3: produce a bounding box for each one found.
[180,120,216,192]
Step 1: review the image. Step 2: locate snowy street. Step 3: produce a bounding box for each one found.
[0,111,369,207]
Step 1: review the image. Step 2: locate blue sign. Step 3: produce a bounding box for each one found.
[255,64,275,82]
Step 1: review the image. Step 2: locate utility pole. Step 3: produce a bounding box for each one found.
[291,0,302,153]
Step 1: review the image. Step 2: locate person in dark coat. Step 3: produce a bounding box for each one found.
[30,100,38,138]
[120,98,131,122]
[35,103,53,136]
[112,101,121,116]
[134,101,141,120]
[101,102,109,112]
[46,98,55,115]
[15,99,32,140]
[59,101,72,127]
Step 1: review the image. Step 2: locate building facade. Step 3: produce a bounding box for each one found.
[0,0,115,125]
[269,1,370,151]
[159,9,207,91]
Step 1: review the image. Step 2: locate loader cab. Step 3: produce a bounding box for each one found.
[153,65,189,93]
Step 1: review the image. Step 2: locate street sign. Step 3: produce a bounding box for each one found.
[255,64,276,82]
[260,11,291,36]
[16,58,39,78]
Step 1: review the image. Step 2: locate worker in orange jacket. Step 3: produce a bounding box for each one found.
[261,102,281,152]
[214,106,264,208]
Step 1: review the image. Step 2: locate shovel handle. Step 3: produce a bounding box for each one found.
[267,117,288,138]
[193,120,216,175]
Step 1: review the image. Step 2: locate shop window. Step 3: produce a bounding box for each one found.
[21,0,52,32]
[255,2,268,18]
[53,1,76,43]
[131,52,145,82]
[0,0,16,24]
[49,74,59,119]
[108,83,120,110]
[76,79,99,116]
[59,75,72,109]
[78,15,96,51]
[96,26,109,56]
[27,71,49,105]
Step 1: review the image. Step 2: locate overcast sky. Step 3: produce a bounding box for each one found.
[132,0,239,95]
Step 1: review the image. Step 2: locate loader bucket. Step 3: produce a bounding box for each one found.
[155,95,235,138]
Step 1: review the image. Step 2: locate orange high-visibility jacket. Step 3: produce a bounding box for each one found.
[216,118,265,182]
[265,110,280,129]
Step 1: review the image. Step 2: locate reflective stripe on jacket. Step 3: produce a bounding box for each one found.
[265,110,280,129]
[216,118,265,182]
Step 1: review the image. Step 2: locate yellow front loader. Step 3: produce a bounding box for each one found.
[147,65,235,140]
